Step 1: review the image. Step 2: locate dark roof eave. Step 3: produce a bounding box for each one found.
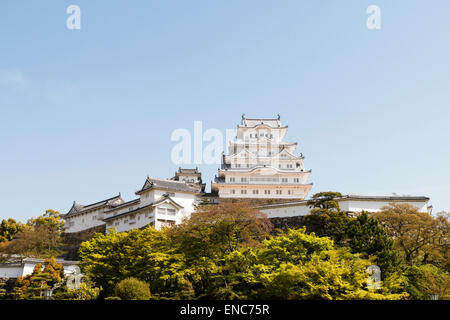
[135,186,201,195]
[256,195,429,209]
[238,124,288,129]
[342,195,430,201]
[64,194,122,217]
[103,203,154,221]
[103,198,140,213]
[103,196,185,222]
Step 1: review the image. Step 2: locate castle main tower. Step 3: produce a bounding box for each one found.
[211,115,312,200]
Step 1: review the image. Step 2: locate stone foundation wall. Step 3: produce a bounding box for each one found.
[269,216,310,233]
[62,224,106,261]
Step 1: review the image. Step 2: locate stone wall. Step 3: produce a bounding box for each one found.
[62,224,106,261]
[269,216,310,233]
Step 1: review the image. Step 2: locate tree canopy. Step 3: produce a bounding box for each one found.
[78,202,409,300]
[1,194,448,300]
[0,218,28,243]
[114,278,151,300]
[373,204,449,268]
[1,209,65,259]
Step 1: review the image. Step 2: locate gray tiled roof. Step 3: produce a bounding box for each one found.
[343,195,430,201]
[153,194,184,208]
[103,194,184,222]
[63,194,123,218]
[103,203,153,221]
[240,114,284,128]
[172,167,202,181]
[104,198,140,213]
[177,167,200,174]
[136,176,200,194]
[255,195,430,209]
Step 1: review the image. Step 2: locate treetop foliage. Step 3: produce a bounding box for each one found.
[114,277,151,300]
[1,193,448,300]
[78,202,411,300]
[0,209,65,259]
[373,203,449,268]
[307,191,343,214]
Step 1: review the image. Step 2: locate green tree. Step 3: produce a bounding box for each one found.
[2,210,65,258]
[304,192,350,245]
[222,229,407,300]
[404,264,450,300]
[78,201,409,300]
[79,227,188,298]
[0,218,28,242]
[307,191,343,214]
[170,202,272,258]
[63,282,100,300]
[373,204,449,267]
[114,278,151,300]
[303,193,401,277]
[257,254,404,300]
[52,277,101,300]
[168,202,272,297]
[12,257,64,300]
[0,280,6,299]
[346,212,402,276]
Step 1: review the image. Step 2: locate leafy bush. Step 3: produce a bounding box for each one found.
[405,264,450,300]
[53,281,101,300]
[114,278,151,300]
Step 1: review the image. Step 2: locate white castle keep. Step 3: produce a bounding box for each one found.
[62,115,431,234]
[211,115,312,199]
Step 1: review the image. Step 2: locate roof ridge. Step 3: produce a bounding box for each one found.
[149,176,192,185]
[82,194,122,208]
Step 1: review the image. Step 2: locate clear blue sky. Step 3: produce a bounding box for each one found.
[1,1,449,222]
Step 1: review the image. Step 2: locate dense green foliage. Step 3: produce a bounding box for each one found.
[0,209,65,258]
[0,218,28,243]
[1,193,448,300]
[52,281,101,300]
[0,281,6,298]
[78,202,409,300]
[114,278,151,300]
[11,257,64,300]
[373,204,449,268]
[303,193,402,277]
[302,193,449,299]
[403,264,450,299]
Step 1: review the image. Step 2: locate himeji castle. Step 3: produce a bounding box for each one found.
[211,115,312,200]
[62,115,432,235]
[63,169,204,234]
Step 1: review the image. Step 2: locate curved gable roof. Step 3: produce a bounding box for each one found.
[136,176,200,195]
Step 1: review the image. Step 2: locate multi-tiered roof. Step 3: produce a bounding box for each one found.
[212,115,312,200]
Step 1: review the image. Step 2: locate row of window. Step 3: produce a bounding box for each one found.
[107,210,154,226]
[231,163,300,169]
[228,177,302,183]
[157,207,177,216]
[248,133,274,139]
[229,177,247,182]
[230,189,294,195]
[75,205,179,228]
